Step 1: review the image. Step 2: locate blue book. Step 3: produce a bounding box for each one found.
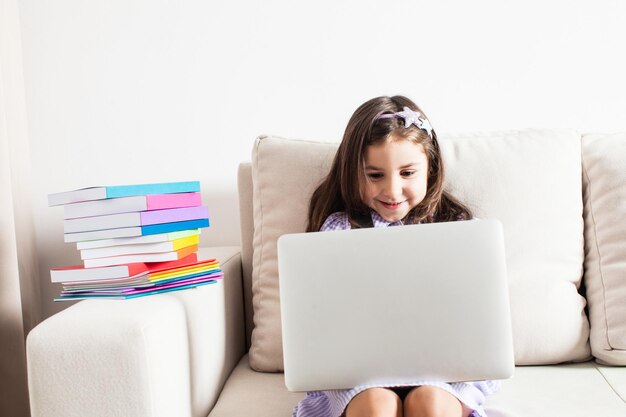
[48,181,201,206]
[64,218,210,243]
[141,219,209,236]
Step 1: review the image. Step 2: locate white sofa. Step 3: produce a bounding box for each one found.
[27,131,626,417]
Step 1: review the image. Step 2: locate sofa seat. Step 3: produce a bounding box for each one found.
[488,362,626,416]
[208,355,626,417]
[208,355,303,416]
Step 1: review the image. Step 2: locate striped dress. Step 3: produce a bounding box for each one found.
[292,211,500,417]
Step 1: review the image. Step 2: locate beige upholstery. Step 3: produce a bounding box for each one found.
[237,163,255,350]
[439,130,590,365]
[248,132,591,371]
[250,136,337,371]
[582,133,626,365]
[208,355,626,417]
[208,355,304,417]
[28,247,245,417]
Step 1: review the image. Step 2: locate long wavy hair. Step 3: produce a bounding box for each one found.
[307,95,471,232]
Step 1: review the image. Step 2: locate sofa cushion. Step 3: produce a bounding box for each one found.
[582,133,626,365]
[250,136,337,371]
[208,355,304,417]
[249,131,591,372]
[439,129,590,365]
[208,356,626,417]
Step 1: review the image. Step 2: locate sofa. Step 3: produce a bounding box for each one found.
[27,130,626,417]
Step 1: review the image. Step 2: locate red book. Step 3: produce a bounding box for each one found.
[51,253,198,283]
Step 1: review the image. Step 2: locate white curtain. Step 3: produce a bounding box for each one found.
[1,0,42,415]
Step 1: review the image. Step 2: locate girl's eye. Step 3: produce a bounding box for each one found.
[366,172,383,180]
[401,170,416,177]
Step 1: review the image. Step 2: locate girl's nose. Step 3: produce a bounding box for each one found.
[383,176,402,199]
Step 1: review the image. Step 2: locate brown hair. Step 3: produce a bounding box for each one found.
[306,95,471,232]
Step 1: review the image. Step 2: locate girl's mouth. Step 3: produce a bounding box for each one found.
[380,201,403,210]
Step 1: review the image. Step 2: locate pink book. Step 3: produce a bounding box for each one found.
[64,192,202,219]
[146,193,202,210]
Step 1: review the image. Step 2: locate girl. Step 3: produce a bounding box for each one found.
[295,96,499,417]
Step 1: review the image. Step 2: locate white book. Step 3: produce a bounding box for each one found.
[65,227,143,243]
[82,245,197,268]
[65,212,142,233]
[64,195,148,219]
[48,187,107,207]
[63,219,209,242]
[63,218,209,243]
[76,229,201,250]
[63,192,202,219]
[48,181,200,206]
[50,263,148,283]
[80,235,199,260]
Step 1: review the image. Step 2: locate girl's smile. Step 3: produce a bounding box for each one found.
[362,137,429,223]
[380,201,404,210]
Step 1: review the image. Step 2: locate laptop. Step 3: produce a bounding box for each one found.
[277,218,514,392]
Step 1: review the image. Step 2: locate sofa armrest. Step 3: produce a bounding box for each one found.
[177,246,246,416]
[27,246,245,417]
[27,295,193,417]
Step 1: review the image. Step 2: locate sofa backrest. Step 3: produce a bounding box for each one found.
[238,130,626,372]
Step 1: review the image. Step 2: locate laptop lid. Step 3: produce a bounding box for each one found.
[278,219,514,391]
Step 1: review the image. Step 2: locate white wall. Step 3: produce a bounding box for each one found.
[18,0,626,319]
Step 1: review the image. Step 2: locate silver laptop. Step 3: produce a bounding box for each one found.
[278,218,514,392]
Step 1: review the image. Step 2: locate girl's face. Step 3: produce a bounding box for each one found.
[361,137,429,223]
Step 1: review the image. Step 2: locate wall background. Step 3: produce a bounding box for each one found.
[18,0,626,319]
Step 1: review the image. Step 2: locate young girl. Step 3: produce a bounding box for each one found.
[294,96,499,417]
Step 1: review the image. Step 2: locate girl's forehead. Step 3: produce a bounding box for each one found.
[363,141,428,171]
[365,139,427,159]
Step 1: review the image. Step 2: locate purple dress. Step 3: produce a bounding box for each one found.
[292,211,500,417]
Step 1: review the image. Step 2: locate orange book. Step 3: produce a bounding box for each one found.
[82,245,198,268]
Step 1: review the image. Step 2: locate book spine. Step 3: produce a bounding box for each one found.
[64,227,143,243]
[140,206,209,226]
[75,229,201,250]
[145,253,198,271]
[80,242,175,260]
[145,192,202,211]
[63,195,148,219]
[140,218,209,236]
[54,280,218,301]
[105,181,200,199]
[83,245,198,268]
[64,192,202,219]
[48,187,107,206]
[64,212,141,233]
[79,235,199,259]
[50,263,147,283]
[64,205,207,233]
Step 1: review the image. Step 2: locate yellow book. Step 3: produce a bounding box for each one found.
[80,235,200,260]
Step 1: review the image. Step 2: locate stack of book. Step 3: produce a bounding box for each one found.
[48,181,223,300]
